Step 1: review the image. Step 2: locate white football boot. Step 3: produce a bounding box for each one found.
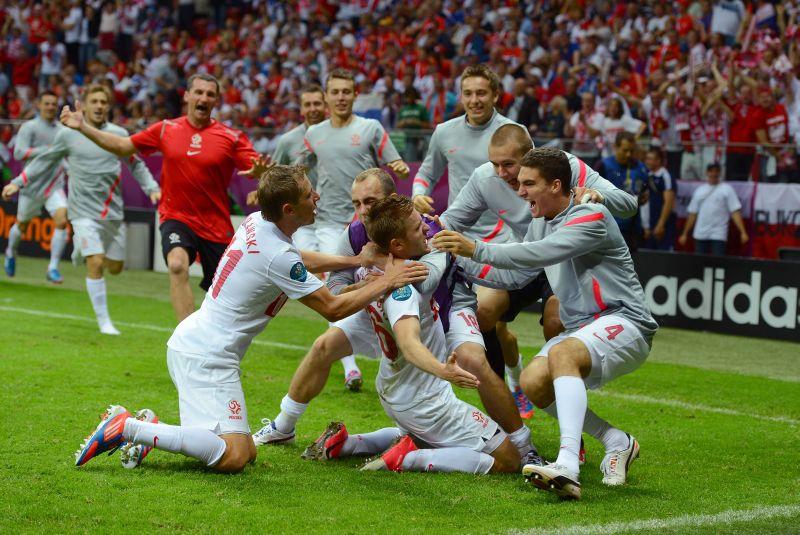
[252,418,296,446]
[523,462,581,500]
[600,434,639,486]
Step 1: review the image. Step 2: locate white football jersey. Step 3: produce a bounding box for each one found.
[168,213,324,362]
[357,267,449,411]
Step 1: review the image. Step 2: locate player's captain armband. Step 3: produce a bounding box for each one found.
[391,286,412,301]
[290,262,308,282]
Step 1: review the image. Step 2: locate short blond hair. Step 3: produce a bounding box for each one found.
[82,84,112,103]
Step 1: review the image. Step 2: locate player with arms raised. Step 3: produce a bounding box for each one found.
[73,165,428,474]
[434,148,658,499]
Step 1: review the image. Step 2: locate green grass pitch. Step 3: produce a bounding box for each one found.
[1,257,798,533]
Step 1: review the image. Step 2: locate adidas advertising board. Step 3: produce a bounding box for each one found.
[633,251,799,342]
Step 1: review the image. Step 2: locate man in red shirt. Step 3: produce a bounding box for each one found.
[60,74,270,321]
[723,85,763,181]
[756,87,795,182]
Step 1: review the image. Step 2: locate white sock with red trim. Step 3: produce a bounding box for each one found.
[6,223,21,257]
[505,354,524,390]
[543,402,628,452]
[49,228,67,270]
[553,375,586,474]
[122,418,227,467]
[274,395,307,434]
[341,355,360,377]
[86,277,119,334]
[340,427,402,457]
[401,448,494,474]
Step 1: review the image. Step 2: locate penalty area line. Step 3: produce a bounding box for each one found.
[509,504,800,535]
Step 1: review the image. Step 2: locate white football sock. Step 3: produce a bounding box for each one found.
[49,228,67,270]
[274,395,308,434]
[401,448,494,474]
[505,354,524,390]
[507,425,532,457]
[86,277,119,334]
[6,223,21,257]
[123,418,227,467]
[340,427,402,457]
[583,409,629,453]
[341,355,359,376]
[553,376,586,474]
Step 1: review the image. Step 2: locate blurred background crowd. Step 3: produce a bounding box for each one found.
[0,0,798,183]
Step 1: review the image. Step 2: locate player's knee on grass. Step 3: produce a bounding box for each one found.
[520,357,553,409]
[453,342,489,375]
[105,259,124,275]
[489,438,521,473]
[166,248,190,278]
[215,434,256,473]
[542,297,564,341]
[547,339,592,379]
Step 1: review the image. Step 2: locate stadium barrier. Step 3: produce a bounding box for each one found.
[633,250,799,342]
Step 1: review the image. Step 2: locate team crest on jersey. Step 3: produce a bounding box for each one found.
[168,232,181,244]
[391,285,412,301]
[350,134,361,146]
[228,399,242,420]
[190,134,202,148]
[290,262,308,282]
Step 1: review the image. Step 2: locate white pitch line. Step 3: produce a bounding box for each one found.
[1,304,798,426]
[0,305,309,352]
[511,504,800,535]
[592,390,799,426]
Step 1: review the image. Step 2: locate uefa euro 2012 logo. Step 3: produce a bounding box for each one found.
[290,262,308,282]
[391,285,412,301]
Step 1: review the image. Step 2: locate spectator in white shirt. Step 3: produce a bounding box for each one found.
[679,163,749,256]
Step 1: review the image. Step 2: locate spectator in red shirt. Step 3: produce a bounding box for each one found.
[756,87,795,182]
[722,84,763,181]
[60,73,271,321]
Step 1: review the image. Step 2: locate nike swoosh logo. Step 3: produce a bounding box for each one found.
[153,436,158,448]
[187,150,201,156]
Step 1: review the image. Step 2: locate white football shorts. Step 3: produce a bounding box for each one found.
[71,218,126,261]
[333,309,382,359]
[536,314,650,389]
[166,348,250,435]
[16,188,67,222]
[381,387,506,455]
[445,307,485,354]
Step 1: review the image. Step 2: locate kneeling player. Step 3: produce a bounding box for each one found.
[73,165,427,473]
[433,148,658,497]
[303,195,520,474]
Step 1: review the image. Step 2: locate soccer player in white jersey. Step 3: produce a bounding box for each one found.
[12,85,160,335]
[73,165,429,474]
[254,170,539,466]
[434,148,658,499]
[264,84,326,251]
[302,195,521,475]
[295,68,409,388]
[2,91,69,283]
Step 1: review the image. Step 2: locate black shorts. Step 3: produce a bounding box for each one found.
[499,271,555,324]
[160,219,228,291]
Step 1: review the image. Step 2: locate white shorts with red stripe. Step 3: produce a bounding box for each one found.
[16,188,67,222]
[71,218,126,262]
[535,314,650,390]
[446,307,485,354]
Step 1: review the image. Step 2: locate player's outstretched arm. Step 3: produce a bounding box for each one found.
[393,317,479,389]
[300,250,360,273]
[386,159,409,180]
[240,155,274,179]
[60,102,137,157]
[299,255,428,322]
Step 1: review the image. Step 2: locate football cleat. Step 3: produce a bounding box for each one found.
[46,268,63,284]
[119,409,159,469]
[579,437,587,466]
[98,322,121,336]
[521,447,546,469]
[301,421,348,460]
[344,369,363,392]
[601,434,639,486]
[523,462,581,500]
[75,405,131,467]
[360,434,418,472]
[512,387,534,419]
[252,418,295,446]
[4,256,15,277]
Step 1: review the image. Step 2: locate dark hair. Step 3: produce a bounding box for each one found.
[354,168,396,197]
[39,90,58,101]
[706,162,721,172]
[325,68,356,88]
[519,148,571,196]
[460,64,501,94]
[300,84,324,97]
[364,195,414,251]
[614,130,636,147]
[257,165,307,222]
[490,123,534,155]
[187,73,220,95]
[646,147,663,161]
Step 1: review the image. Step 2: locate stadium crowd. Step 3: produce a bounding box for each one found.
[1,0,798,183]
